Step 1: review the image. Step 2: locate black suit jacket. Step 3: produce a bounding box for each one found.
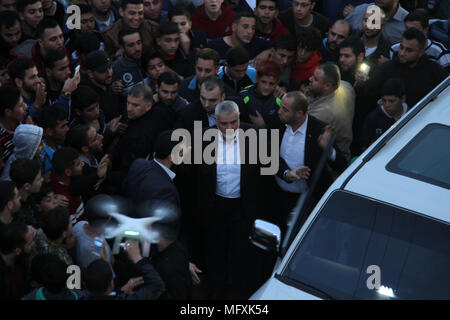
[122,159,181,211]
[175,99,211,132]
[274,115,348,200]
[111,105,175,171]
[194,123,267,225]
[150,241,192,300]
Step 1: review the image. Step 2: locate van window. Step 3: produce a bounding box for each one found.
[281,191,450,299]
[387,123,450,189]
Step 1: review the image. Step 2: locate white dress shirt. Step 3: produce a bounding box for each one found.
[216,131,241,198]
[276,116,309,194]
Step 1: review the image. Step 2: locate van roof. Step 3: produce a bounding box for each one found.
[342,77,450,223]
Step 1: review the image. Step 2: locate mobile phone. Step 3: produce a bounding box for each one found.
[358,63,370,76]
[119,238,139,252]
[92,237,103,256]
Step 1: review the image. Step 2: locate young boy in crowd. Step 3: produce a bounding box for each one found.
[29,183,66,221]
[240,59,283,128]
[142,49,169,92]
[360,78,408,152]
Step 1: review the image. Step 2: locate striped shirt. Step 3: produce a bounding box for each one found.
[0,125,14,163]
[390,39,450,71]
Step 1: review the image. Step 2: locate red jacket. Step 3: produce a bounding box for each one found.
[191,3,235,40]
[256,18,290,42]
[291,51,322,84]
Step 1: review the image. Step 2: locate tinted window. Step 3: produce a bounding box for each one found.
[387,124,450,189]
[281,191,450,299]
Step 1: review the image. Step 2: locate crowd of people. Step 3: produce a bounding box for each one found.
[0,0,448,300]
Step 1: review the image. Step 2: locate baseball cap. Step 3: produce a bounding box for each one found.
[85,50,112,73]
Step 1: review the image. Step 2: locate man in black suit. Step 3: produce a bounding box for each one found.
[121,130,181,210]
[271,91,348,232]
[194,100,267,300]
[110,84,175,185]
[176,75,225,132]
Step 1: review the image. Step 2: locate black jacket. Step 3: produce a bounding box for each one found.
[368,55,448,108]
[70,164,104,204]
[219,69,254,94]
[194,123,267,225]
[239,85,280,127]
[362,32,392,67]
[188,29,207,54]
[0,256,13,300]
[175,99,211,132]
[279,9,330,38]
[360,105,397,151]
[273,115,348,201]
[79,74,124,122]
[150,241,192,300]
[160,48,195,79]
[111,105,175,172]
[84,258,165,300]
[122,159,181,210]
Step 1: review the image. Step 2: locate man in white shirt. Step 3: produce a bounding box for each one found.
[272,91,348,232]
[195,100,267,299]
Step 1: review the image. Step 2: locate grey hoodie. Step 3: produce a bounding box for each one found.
[0,124,43,181]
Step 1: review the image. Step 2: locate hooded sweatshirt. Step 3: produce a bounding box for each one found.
[191,3,235,40]
[0,124,43,181]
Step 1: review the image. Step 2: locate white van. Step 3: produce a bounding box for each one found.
[250,76,450,300]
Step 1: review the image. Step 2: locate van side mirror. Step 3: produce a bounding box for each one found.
[250,219,281,253]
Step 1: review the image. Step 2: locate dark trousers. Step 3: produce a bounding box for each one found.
[269,183,301,237]
[205,195,259,300]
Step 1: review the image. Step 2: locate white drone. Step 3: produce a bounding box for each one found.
[104,211,163,257]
